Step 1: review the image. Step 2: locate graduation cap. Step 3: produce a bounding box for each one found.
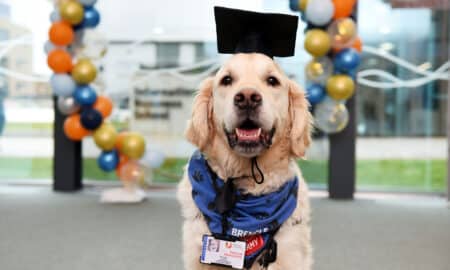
[214,6,299,58]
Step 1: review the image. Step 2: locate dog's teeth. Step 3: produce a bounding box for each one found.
[235,128,262,141]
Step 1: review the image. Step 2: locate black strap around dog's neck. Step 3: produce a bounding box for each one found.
[251,157,264,184]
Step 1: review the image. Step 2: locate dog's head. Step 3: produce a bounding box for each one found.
[186,53,312,159]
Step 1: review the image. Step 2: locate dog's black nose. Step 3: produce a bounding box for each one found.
[234,89,262,110]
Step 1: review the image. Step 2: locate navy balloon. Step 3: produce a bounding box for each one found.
[80,108,103,130]
[73,85,97,106]
[306,84,326,105]
[333,48,361,73]
[82,7,100,28]
[97,150,119,172]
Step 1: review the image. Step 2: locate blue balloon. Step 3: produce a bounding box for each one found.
[50,74,76,97]
[81,7,100,28]
[97,150,119,172]
[73,85,97,106]
[333,48,361,73]
[289,0,299,11]
[80,108,103,130]
[306,84,326,105]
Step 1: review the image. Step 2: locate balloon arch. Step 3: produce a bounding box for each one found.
[290,0,361,134]
[45,0,361,189]
[47,0,150,191]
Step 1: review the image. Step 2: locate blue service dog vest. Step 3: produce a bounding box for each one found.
[188,150,298,268]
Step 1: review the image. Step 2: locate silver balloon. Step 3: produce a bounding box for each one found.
[314,98,349,134]
[57,96,80,115]
[50,10,61,23]
[305,56,334,84]
[72,29,108,60]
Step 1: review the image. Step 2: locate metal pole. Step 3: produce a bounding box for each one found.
[328,4,358,199]
[440,10,450,203]
[328,95,356,199]
[447,43,450,202]
[53,96,82,192]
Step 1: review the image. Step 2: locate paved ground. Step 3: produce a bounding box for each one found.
[0,186,449,270]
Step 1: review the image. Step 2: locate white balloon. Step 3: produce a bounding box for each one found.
[50,74,77,97]
[140,146,166,169]
[305,0,334,26]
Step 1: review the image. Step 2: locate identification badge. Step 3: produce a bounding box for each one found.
[200,235,246,269]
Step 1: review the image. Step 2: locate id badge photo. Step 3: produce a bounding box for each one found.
[200,235,246,269]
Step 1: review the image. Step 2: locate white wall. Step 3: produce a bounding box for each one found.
[96,0,264,42]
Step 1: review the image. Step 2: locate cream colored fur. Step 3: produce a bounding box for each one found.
[177,53,313,270]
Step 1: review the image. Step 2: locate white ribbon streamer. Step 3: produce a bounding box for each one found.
[357,45,449,89]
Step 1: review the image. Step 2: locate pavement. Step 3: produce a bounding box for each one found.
[0,185,449,270]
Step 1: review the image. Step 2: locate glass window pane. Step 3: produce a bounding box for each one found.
[356,0,448,192]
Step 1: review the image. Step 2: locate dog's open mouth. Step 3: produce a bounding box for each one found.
[225,119,275,150]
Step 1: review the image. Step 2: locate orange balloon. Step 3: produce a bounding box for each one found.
[332,37,363,54]
[352,37,362,52]
[93,96,113,118]
[332,0,356,19]
[49,21,74,46]
[47,49,72,73]
[63,114,90,141]
[115,131,129,150]
[117,160,145,182]
[115,154,129,176]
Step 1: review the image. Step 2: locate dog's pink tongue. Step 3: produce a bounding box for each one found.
[235,128,261,141]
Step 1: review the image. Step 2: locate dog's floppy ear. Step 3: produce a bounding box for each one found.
[288,80,312,158]
[185,77,214,150]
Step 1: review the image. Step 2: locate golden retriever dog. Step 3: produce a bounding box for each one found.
[177,52,312,270]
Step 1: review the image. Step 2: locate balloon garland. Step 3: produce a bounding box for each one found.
[46,0,152,186]
[290,0,362,134]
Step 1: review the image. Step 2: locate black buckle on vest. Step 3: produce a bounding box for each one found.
[259,239,277,268]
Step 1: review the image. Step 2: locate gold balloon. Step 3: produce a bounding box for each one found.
[120,132,146,159]
[72,59,97,84]
[299,0,309,11]
[93,123,118,151]
[304,29,331,57]
[327,18,357,48]
[326,75,355,100]
[59,1,84,25]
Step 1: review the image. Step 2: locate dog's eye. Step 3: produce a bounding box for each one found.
[267,76,280,87]
[220,75,233,86]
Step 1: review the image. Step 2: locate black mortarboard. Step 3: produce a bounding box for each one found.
[214,6,298,58]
